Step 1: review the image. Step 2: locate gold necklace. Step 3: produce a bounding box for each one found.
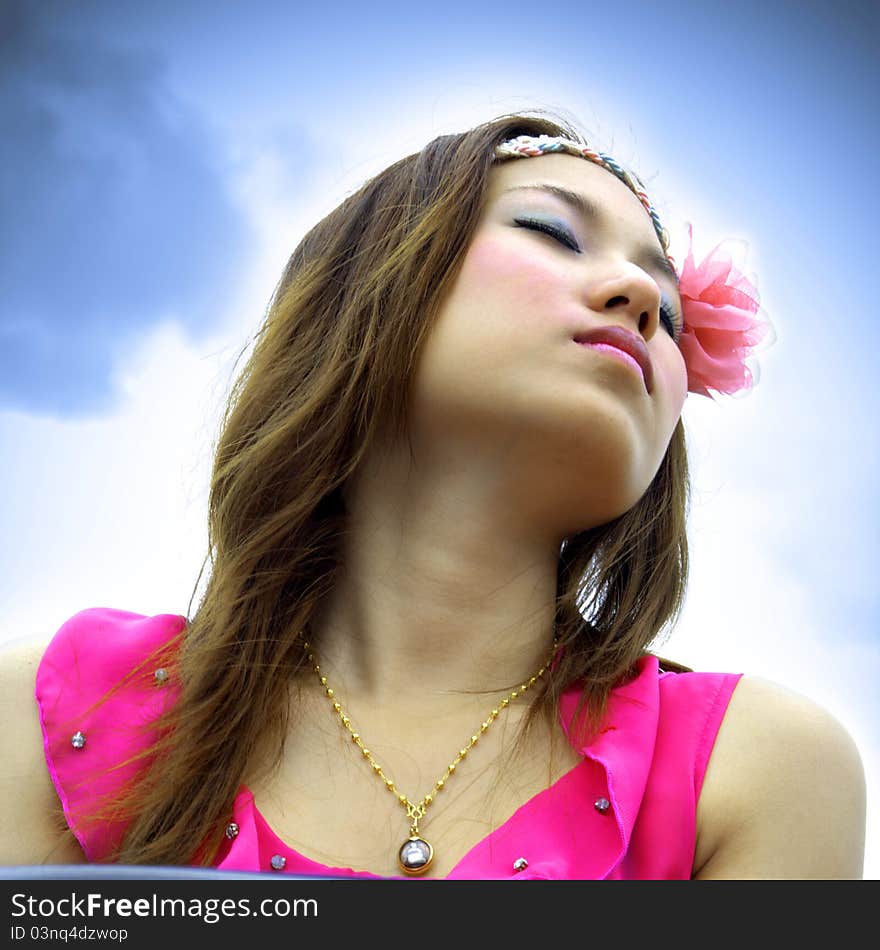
[303,637,556,875]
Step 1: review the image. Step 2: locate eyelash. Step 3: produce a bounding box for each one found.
[660,303,682,342]
[514,216,683,342]
[515,216,581,252]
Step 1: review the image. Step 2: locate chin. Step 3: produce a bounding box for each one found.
[597,488,647,528]
[575,426,666,521]
[555,468,649,535]
[585,394,669,471]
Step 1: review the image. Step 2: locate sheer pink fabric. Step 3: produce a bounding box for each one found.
[677,223,773,398]
[35,608,741,879]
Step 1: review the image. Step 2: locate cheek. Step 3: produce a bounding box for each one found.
[658,344,689,417]
[414,235,565,413]
[456,234,567,314]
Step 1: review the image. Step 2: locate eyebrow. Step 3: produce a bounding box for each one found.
[502,183,680,290]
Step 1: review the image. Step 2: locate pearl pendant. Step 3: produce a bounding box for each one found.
[398,835,433,875]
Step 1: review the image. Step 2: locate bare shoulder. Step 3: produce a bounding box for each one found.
[0,638,87,865]
[693,675,866,879]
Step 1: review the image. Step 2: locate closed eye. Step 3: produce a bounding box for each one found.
[514,217,581,252]
[660,302,682,341]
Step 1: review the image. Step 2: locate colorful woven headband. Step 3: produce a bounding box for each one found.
[492,134,774,399]
[494,134,672,259]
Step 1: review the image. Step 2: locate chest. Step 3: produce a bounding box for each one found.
[244,710,585,878]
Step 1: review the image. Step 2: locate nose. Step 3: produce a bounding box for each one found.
[585,262,662,340]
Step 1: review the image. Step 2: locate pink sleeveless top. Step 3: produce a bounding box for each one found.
[35,608,741,879]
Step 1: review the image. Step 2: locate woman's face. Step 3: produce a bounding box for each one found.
[407,152,688,534]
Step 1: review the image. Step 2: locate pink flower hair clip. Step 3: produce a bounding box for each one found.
[675,223,775,400]
[493,134,776,400]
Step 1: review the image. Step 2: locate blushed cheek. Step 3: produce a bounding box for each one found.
[459,235,563,308]
[663,348,689,414]
[669,347,687,416]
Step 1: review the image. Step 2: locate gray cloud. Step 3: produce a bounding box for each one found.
[0,1,255,417]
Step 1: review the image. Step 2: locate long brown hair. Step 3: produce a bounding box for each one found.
[76,109,691,866]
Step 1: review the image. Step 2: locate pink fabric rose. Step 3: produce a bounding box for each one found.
[676,223,774,398]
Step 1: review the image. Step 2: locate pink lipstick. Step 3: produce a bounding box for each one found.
[573,326,653,393]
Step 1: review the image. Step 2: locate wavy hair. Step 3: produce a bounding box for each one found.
[68,109,691,867]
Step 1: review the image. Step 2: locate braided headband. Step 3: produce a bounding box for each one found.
[493,134,774,399]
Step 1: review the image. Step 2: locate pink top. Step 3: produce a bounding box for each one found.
[35,607,742,880]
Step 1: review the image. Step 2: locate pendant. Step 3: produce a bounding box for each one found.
[398,835,434,875]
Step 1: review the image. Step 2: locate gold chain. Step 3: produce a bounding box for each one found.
[302,636,556,874]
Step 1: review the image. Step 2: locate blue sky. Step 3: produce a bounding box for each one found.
[2,0,877,875]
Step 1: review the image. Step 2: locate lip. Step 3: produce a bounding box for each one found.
[573,326,654,393]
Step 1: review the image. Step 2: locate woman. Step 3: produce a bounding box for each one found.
[1,110,866,878]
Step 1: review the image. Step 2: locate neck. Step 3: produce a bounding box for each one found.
[303,446,563,713]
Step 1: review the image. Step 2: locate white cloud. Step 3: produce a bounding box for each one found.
[0,319,232,645]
